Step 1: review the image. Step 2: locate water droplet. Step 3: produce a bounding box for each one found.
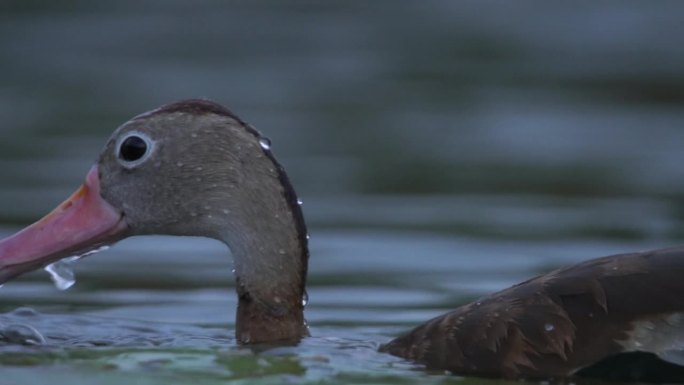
[306,234,311,240]
[176,161,184,167]
[296,198,303,205]
[79,245,109,258]
[474,301,482,307]
[196,166,203,171]
[43,246,110,291]
[240,332,251,344]
[44,260,75,291]
[259,137,271,150]
[544,323,555,332]
[302,290,309,307]
[223,209,230,215]
[191,133,198,138]
[278,249,286,255]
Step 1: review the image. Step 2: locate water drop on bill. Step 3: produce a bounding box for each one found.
[44,261,75,291]
[43,246,110,291]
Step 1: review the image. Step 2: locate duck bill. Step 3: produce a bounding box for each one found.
[0,166,128,284]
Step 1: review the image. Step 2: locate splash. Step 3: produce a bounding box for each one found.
[0,323,46,345]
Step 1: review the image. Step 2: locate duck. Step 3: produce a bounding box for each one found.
[0,99,683,381]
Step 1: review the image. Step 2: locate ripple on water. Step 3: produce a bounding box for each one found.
[0,308,445,385]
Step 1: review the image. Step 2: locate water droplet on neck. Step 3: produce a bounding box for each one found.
[259,137,271,150]
[43,246,110,291]
[544,323,555,332]
[302,290,309,307]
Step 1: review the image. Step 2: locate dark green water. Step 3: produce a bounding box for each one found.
[1,1,684,384]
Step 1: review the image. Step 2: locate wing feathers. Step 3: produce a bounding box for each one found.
[382,247,684,378]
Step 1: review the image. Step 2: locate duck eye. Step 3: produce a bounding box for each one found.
[116,132,155,168]
[119,136,148,162]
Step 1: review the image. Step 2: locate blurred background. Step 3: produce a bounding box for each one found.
[0,1,683,384]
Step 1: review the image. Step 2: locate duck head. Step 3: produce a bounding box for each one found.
[0,100,309,344]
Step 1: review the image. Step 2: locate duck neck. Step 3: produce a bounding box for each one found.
[219,163,309,344]
[230,234,309,344]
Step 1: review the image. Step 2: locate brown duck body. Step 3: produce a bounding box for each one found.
[381,247,684,379]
